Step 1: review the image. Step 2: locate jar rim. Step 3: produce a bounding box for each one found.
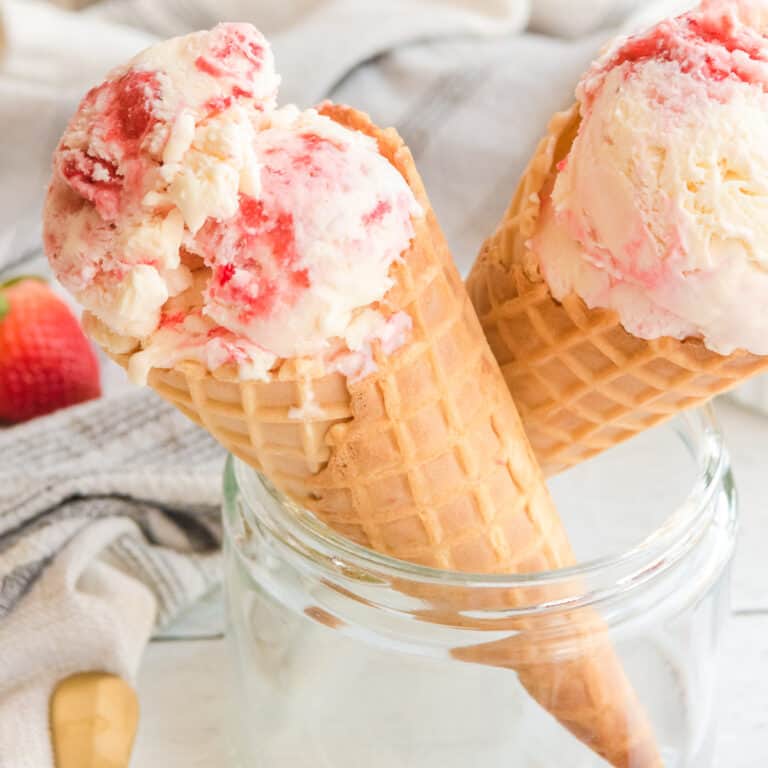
[229,404,734,609]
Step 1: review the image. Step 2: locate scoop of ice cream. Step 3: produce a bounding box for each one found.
[44,24,420,383]
[192,105,418,360]
[122,105,418,382]
[45,23,278,340]
[536,3,768,355]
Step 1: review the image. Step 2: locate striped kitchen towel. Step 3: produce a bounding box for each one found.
[0,384,225,767]
[0,390,224,625]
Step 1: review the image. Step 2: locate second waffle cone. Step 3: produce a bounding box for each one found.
[467,105,768,476]
[93,103,659,766]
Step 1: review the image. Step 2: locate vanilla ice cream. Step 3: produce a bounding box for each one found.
[44,23,420,383]
[535,2,768,355]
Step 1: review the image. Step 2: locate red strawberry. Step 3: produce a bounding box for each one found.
[0,277,101,424]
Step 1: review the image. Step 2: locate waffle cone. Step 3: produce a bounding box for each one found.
[467,105,768,476]
[92,104,659,766]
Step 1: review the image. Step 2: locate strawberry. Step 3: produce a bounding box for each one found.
[0,277,101,424]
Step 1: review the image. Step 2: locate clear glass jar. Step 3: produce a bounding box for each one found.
[222,406,736,768]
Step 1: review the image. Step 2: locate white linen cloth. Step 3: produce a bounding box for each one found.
[0,1,684,765]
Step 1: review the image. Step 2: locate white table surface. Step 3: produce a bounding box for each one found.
[131,397,768,767]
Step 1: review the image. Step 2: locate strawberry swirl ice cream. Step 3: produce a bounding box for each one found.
[43,23,420,383]
[534,2,768,354]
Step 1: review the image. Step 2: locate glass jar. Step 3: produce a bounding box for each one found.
[222,406,736,768]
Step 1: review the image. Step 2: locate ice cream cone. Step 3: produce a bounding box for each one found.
[89,104,660,767]
[467,105,768,476]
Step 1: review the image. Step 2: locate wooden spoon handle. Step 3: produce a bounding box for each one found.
[50,672,138,768]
